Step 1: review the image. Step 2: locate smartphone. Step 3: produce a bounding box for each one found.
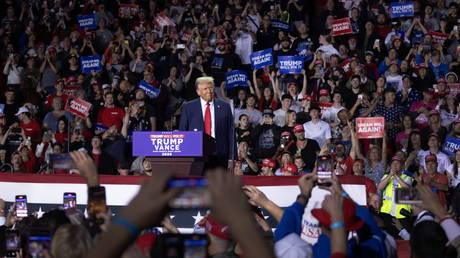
[153,234,207,258]
[88,186,107,225]
[63,192,76,209]
[168,179,210,209]
[317,156,332,186]
[5,230,20,258]
[27,228,51,258]
[395,187,422,204]
[15,195,28,217]
[49,153,76,170]
[455,25,458,31]
[177,44,186,49]
[358,94,363,100]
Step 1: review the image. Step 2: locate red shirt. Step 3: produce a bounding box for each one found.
[422,173,448,206]
[21,150,37,173]
[55,132,69,144]
[93,153,100,169]
[339,156,354,175]
[97,106,125,130]
[45,94,69,107]
[20,120,42,145]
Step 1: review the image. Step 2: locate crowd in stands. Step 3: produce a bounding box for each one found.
[1,0,460,257]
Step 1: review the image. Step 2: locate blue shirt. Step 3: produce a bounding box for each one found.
[372,103,405,138]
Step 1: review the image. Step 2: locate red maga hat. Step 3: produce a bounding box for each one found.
[311,197,364,231]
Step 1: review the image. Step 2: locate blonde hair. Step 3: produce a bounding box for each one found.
[195,76,215,89]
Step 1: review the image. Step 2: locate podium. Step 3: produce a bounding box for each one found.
[134,131,216,176]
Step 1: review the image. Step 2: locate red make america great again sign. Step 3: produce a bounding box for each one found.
[332,18,353,36]
[355,117,385,139]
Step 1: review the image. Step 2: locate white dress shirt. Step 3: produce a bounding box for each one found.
[200,97,215,138]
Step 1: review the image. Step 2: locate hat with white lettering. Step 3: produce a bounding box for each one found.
[425,154,437,163]
[391,155,404,165]
[261,158,276,168]
[437,77,447,84]
[311,197,364,231]
[294,124,304,133]
[15,106,29,116]
[280,163,298,175]
[281,131,291,138]
[198,214,232,240]
[319,89,329,96]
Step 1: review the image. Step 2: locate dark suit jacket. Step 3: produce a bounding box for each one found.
[179,98,234,159]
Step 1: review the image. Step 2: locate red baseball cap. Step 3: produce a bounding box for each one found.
[280,163,298,174]
[319,89,329,96]
[294,124,304,133]
[314,60,323,66]
[281,131,291,138]
[391,155,404,165]
[199,214,232,240]
[417,63,427,69]
[302,94,312,101]
[54,78,64,85]
[437,77,447,84]
[425,154,437,163]
[311,197,364,231]
[261,158,276,168]
[390,60,398,66]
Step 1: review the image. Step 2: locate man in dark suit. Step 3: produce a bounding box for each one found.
[179,77,234,167]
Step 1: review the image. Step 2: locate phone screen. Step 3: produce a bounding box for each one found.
[88,186,107,225]
[168,179,210,209]
[63,192,76,209]
[27,228,51,258]
[15,195,27,217]
[317,156,332,185]
[5,230,20,257]
[395,187,422,204]
[49,154,76,170]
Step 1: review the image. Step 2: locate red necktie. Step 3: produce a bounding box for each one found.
[204,102,211,136]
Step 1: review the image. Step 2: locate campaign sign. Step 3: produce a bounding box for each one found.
[355,117,385,139]
[155,14,176,27]
[119,4,139,18]
[448,83,460,97]
[278,56,304,74]
[133,131,203,157]
[271,20,290,31]
[430,31,449,45]
[297,45,312,61]
[390,2,414,18]
[65,98,92,119]
[225,70,248,89]
[95,123,108,132]
[332,18,353,36]
[77,15,96,30]
[250,48,273,69]
[63,85,81,96]
[139,80,160,99]
[0,104,4,114]
[80,55,101,73]
[442,136,460,156]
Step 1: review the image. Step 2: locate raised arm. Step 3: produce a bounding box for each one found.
[274,70,282,100]
[220,81,231,102]
[382,130,388,170]
[252,69,262,99]
[301,69,307,97]
[361,94,381,117]
[244,185,284,223]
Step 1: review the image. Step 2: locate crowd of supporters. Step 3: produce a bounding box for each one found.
[1,0,460,257]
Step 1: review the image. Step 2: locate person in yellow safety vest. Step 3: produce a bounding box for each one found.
[377,155,413,237]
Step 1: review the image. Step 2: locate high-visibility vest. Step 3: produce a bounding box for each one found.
[380,174,412,219]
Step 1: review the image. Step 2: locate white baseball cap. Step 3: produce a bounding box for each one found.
[15,106,29,116]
